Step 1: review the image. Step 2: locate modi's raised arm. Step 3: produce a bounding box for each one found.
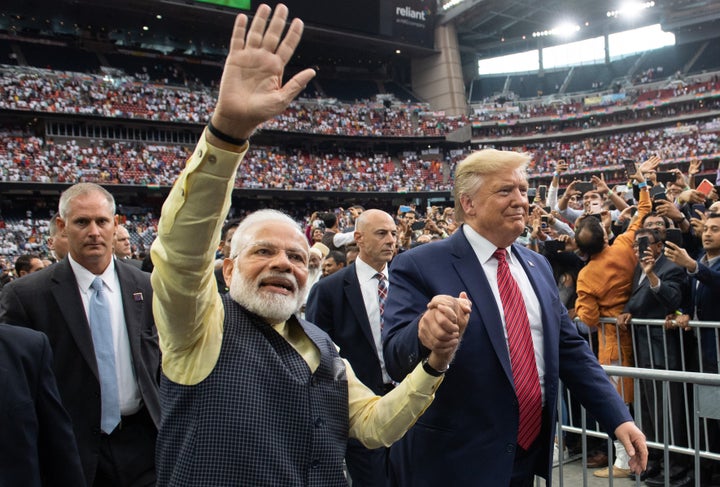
[150,3,315,385]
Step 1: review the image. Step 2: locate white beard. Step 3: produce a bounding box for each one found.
[228,267,306,324]
[307,265,321,289]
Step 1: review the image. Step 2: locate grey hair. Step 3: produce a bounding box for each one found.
[48,213,60,237]
[58,183,116,219]
[229,209,307,260]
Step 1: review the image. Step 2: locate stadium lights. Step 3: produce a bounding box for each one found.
[532,23,580,38]
[607,1,655,18]
[442,0,468,10]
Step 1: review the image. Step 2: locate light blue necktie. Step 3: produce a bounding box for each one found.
[89,276,121,434]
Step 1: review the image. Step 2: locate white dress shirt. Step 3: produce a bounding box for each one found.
[69,255,142,415]
[354,256,393,384]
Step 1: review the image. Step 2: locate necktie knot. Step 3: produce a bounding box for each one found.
[91,276,104,293]
[493,248,507,264]
[374,272,386,283]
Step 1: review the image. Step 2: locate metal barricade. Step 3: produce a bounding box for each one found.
[551,317,720,487]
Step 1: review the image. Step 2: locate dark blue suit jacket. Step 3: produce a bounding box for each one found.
[382,229,632,486]
[0,324,85,487]
[306,264,386,395]
[623,255,687,370]
[624,254,686,319]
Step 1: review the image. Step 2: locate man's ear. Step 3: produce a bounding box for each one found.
[222,258,235,287]
[56,217,67,235]
[460,194,476,217]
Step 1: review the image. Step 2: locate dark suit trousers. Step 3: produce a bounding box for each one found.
[94,406,156,487]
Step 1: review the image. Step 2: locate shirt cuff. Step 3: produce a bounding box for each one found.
[408,361,444,395]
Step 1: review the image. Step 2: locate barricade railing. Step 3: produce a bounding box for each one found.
[551,317,720,486]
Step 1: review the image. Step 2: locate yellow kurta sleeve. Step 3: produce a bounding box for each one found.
[151,130,247,385]
[272,319,443,449]
[346,361,442,449]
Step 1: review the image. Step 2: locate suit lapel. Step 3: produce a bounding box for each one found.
[49,260,99,379]
[651,255,669,280]
[343,266,376,351]
[449,232,514,386]
[629,265,645,297]
[115,261,144,363]
[693,255,720,309]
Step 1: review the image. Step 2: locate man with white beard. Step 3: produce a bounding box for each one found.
[306,242,328,291]
[150,4,471,485]
[298,243,326,318]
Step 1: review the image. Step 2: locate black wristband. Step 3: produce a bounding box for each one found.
[207,119,247,146]
[422,357,447,377]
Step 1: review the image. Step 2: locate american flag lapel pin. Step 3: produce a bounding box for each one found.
[133,292,144,302]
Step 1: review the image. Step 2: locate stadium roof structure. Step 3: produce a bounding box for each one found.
[443,0,720,71]
[4,0,720,86]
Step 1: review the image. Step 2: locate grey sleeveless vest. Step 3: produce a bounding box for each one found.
[157,294,349,486]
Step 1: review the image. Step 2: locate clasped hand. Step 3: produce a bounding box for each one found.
[418,292,472,370]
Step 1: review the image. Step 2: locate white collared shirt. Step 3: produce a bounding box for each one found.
[462,225,546,402]
[69,255,142,415]
[354,256,392,384]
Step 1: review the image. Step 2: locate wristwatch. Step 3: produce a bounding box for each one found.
[422,357,448,377]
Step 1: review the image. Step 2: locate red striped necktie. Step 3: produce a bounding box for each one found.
[493,248,542,450]
[374,272,387,330]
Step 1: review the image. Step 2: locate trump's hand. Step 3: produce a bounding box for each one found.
[615,421,648,474]
[419,292,471,370]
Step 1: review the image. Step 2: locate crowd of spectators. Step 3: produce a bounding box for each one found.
[0,132,450,190]
[3,64,718,142]
[263,100,465,137]
[473,97,720,139]
[0,133,193,185]
[0,66,466,137]
[514,122,720,179]
[2,119,718,190]
[471,75,720,124]
[0,216,48,257]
